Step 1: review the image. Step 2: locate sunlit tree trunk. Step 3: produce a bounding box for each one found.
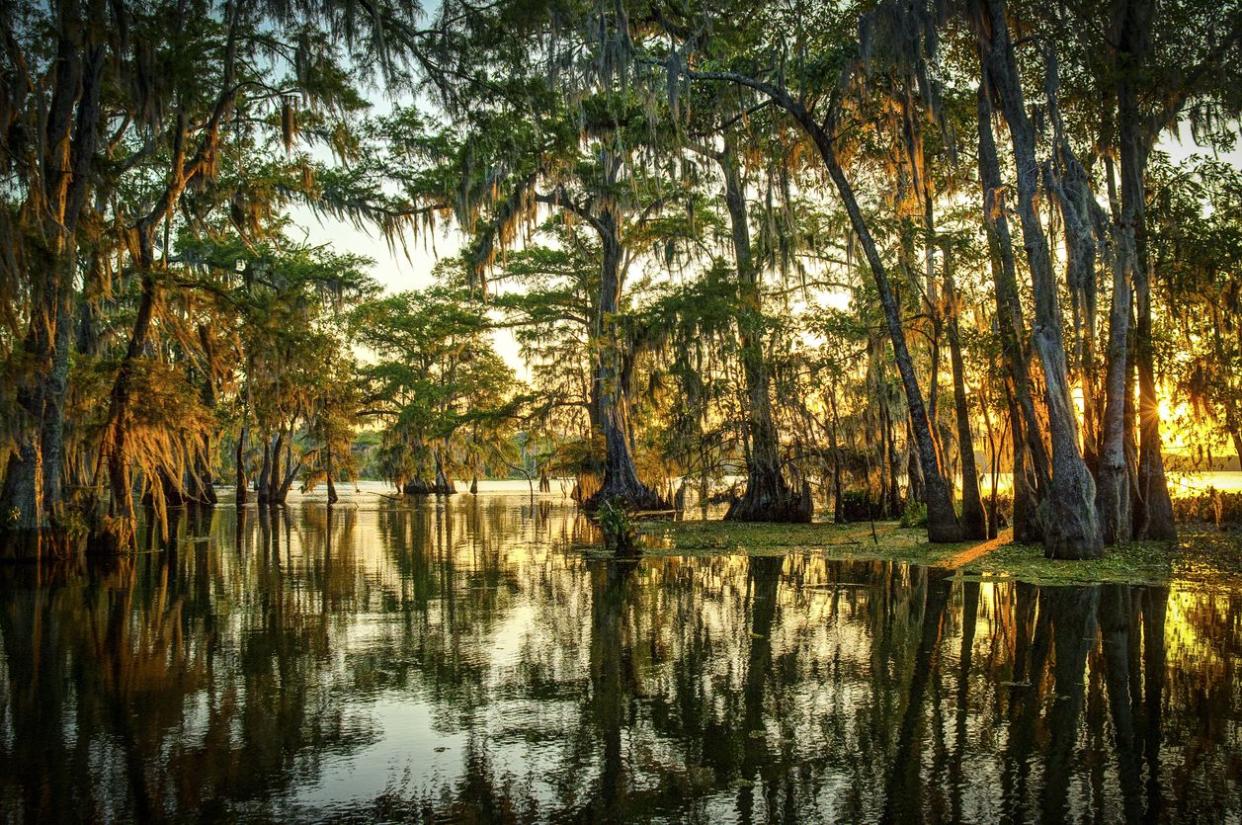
[976,78,1049,545]
[1098,248,1134,543]
[976,0,1101,558]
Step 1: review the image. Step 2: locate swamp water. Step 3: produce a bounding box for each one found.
[1,489,1240,824]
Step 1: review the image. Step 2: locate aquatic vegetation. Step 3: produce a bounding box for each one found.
[637,517,1242,588]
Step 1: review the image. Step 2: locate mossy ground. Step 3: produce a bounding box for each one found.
[627,517,1242,588]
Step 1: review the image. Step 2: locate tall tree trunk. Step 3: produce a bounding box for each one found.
[976,0,1101,558]
[1006,388,1040,543]
[976,78,1051,509]
[1,5,104,535]
[681,62,958,539]
[716,140,806,522]
[1042,49,1131,545]
[101,267,158,531]
[585,208,666,512]
[1114,0,1177,541]
[41,279,75,518]
[1043,51,1102,476]
[1098,251,1133,544]
[883,400,902,517]
[235,425,248,507]
[268,431,283,503]
[256,437,271,504]
[944,249,987,539]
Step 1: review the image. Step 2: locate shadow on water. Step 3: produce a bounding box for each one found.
[1,493,1240,824]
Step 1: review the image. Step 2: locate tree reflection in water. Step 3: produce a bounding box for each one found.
[1,495,1239,824]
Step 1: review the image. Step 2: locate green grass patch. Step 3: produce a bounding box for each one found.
[625,518,1242,589]
[637,519,970,565]
[961,530,1242,587]
[960,541,1174,586]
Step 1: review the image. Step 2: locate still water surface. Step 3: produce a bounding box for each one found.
[1,489,1240,824]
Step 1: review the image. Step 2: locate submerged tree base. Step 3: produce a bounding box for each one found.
[583,481,669,513]
[402,478,457,496]
[1039,471,1104,560]
[724,477,813,523]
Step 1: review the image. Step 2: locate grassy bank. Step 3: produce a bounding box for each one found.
[631,519,1242,588]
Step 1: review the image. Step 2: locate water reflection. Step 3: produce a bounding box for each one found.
[1,495,1240,824]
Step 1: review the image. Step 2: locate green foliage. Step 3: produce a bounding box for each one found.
[354,272,523,487]
[596,500,638,553]
[900,499,928,528]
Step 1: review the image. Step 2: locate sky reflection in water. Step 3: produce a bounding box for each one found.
[1,490,1240,824]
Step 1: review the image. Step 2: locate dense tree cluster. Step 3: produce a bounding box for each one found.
[2,0,1241,559]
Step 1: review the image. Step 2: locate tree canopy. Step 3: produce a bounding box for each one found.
[3,0,1241,559]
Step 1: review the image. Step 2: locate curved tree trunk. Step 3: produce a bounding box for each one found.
[101,268,158,533]
[677,70,958,539]
[274,439,300,503]
[804,126,958,540]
